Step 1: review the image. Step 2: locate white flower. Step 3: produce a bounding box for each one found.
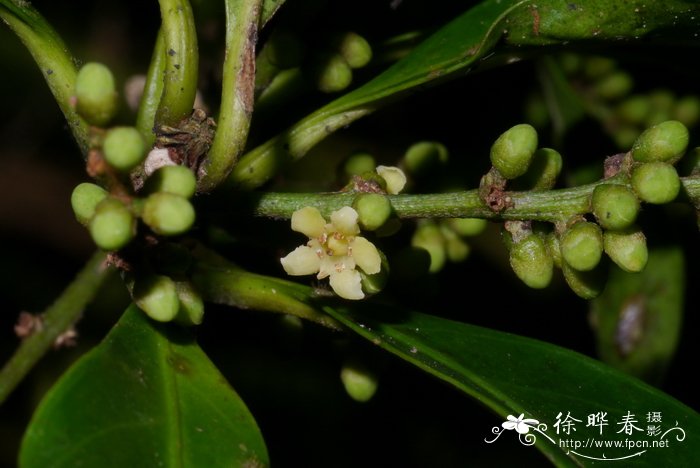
[281,206,382,300]
[502,414,539,434]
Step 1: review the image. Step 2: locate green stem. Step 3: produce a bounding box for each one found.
[0,252,112,405]
[191,249,341,330]
[225,175,700,222]
[155,0,199,127]
[0,0,89,155]
[198,0,261,193]
[137,29,166,147]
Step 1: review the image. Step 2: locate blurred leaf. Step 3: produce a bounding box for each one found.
[323,304,700,466]
[590,247,684,384]
[536,56,586,147]
[20,305,268,468]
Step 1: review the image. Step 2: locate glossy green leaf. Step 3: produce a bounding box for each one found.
[590,247,684,384]
[230,0,700,189]
[20,305,268,468]
[322,304,700,466]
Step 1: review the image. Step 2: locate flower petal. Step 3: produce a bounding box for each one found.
[376,165,407,194]
[329,269,364,300]
[330,206,360,236]
[291,207,326,238]
[318,255,355,279]
[280,245,320,276]
[515,423,530,434]
[502,422,517,430]
[352,236,381,274]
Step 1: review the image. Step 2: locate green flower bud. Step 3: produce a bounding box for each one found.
[439,224,470,263]
[612,126,640,150]
[403,141,448,176]
[648,89,675,112]
[509,234,553,289]
[313,54,352,93]
[604,227,648,273]
[340,360,378,402]
[75,62,118,126]
[102,127,147,172]
[560,221,604,272]
[595,71,633,100]
[411,222,445,273]
[518,148,563,190]
[353,193,391,231]
[142,192,195,236]
[71,182,108,225]
[631,120,689,164]
[88,198,135,250]
[590,184,640,231]
[583,56,616,79]
[446,218,487,237]
[343,152,376,177]
[335,32,372,69]
[631,162,681,204]
[359,250,389,295]
[146,165,197,199]
[563,262,607,299]
[617,95,651,125]
[490,124,538,179]
[545,232,562,268]
[174,281,205,326]
[672,96,700,127]
[134,274,180,322]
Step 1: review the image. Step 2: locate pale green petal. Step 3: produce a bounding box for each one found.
[352,236,381,274]
[329,269,364,300]
[280,245,320,275]
[291,207,326,238]
[331,206,360,235]
[318,255,355,279]
[376,165,407,194]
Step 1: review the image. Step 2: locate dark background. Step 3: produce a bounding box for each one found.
[0,0,698,466]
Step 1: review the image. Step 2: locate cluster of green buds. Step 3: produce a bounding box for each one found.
[311,32,372,93]
[558,54,700,149]
[411,218,487,273]
[488,119,690,299]
[69,62,202,323]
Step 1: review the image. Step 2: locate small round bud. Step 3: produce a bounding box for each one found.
[313,54,352,93]
[617,96,651,125]
[335,32,372,69]
[631,120,689,164]
[439,224,470,263]
[174,281,205,326]
[446,218,487,237]
[71,182,108,225]
[631,162,681,204]
[518,148,563,190]
[604,227,648,273]
[590,184,640,231]
[612,126,640,150]
[583,56,616,79]
[75,62,118,126]
[146,165,197,199]
[403,141,448,176]
[353,193,391,231]
[134,274,180,322]
[88,198,135,250]
[341,360,378,402]
[595,71,633,100]
[102,127,147,171]
[343,152,376,177]
[672,95,700,127]
[490,124,538,179]
[562,262,607,299]
[560,221,604,272]
[411,222,445,273]
[648,89,675,112]
[142,192,195,236]
[509,234,553,289]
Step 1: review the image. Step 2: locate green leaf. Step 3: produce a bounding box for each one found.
[20,305,268,468]
[591,247,684,383]
[322,304,700,466]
